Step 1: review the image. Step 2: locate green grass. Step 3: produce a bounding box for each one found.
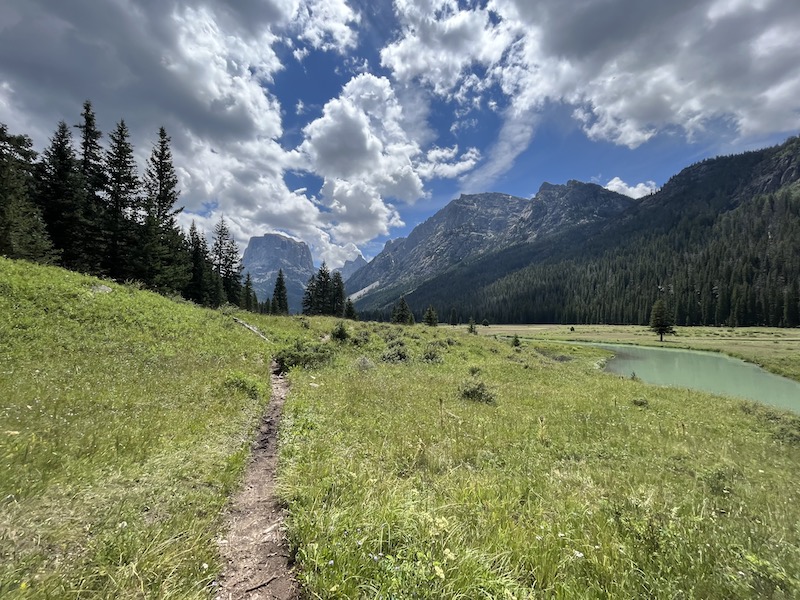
[483,324,800,382]
[278,324,800,598]
[4,258,800,598]
[0,258,293,598]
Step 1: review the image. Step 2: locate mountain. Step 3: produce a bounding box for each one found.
[361,136,800,326]
[242,233,314,313]
[348,183,636,308]
[336,255,367,282]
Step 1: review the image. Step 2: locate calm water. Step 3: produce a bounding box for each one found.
[598,343,800,413]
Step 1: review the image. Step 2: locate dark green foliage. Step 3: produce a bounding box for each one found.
[449,308,458,326]
[35,121,89,270]
[343,298,358,320]
[331,321,349,342]
[134,127,189,293]
[271,269,289,315]
[103,119,140,280]
[302,263,344,316]
[0,125,57,263]
[511,334,520,347]
[423,305,438,326]
[274,339,334,374]
[211,216,242,306]
[74,101,107,272]
[381,338,409,363]
[242,273,256,311]
[458,379,495,404]
[467,317,477,334]
[391,296,415,325]
[421,343,443,363]
[184,221,217,306]
[649,298,675,341]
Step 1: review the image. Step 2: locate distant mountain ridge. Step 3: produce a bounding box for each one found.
[347,182,636,308]
[353,135,800,326]
[242,233,314,314]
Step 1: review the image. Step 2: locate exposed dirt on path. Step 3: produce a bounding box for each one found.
[215,364,299,600]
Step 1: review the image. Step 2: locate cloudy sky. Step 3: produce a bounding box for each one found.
[2,0,799,265]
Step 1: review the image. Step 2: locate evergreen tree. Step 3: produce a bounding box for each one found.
[242,272,256,311]
[423,305,438,326]
[103,119,140,280]
[0,124,57,262]
[74,100,106,272]
[302,263,336,315]
[449,307,458,326]
[331,271,346,316]
[211,215,242,305]
[391,296,415,325]
[136,127,189,293]
[649,298,675,341]
[184,221,215,306]
[344,298,358,320]
[36,121,88,270]
[271,268,289,315]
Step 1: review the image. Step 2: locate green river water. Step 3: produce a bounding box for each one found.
[598,343,800,413]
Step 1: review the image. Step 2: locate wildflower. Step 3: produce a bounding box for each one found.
[201,563,209,571]
[535,535,542,541]
[573,550,584,559]
[558,532,565,538]
[444,548,456,561]
[434,564,445,580]
[327,560,334,566]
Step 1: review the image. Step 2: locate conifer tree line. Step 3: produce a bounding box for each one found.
[0,101,264,311]
[302,263,357,319]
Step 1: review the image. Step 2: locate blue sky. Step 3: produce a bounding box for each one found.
[1,0,799,265]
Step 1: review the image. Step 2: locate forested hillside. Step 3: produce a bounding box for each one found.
[364,136,800,326]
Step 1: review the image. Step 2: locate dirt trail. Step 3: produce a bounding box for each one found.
[215,364,299,599]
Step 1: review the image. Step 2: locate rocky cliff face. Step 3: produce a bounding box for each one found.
[242,233,314,313]
[347,184,634,302]
[336,255,367,282]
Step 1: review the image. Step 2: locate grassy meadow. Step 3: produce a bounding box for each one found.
[3,257,800,598]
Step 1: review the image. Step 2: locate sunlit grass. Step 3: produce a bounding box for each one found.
[279,324,800,598]
[0,258,287,598]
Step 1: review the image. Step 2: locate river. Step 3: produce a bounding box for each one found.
[597,343,800,413]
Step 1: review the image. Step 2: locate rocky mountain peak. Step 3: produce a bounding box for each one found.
[242,233,314,313]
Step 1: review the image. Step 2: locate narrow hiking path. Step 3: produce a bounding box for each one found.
[215,364,299,600]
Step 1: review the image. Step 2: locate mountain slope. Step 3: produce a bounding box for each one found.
[394,136,800,326]
[242,233,314,313]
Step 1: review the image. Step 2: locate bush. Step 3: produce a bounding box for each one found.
[354,355,375,371]
[382,339,410,363]
[331,321,349,342]
[511,334,520,347]
[351,329,371,346]
[458,379,496,404]
[421,343,443,363]
[274,339,333,373]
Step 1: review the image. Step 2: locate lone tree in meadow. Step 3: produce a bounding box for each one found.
[423,305,438,327]
[649,298,675,341]
[391,296,415,325]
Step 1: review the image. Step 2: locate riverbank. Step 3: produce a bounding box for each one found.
[480,324,800,382]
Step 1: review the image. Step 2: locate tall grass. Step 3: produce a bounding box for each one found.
[0,258,285,598]
[278,324,800,598]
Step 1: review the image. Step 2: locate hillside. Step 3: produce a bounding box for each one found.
[356,136,800,325]
[3,258,800,598]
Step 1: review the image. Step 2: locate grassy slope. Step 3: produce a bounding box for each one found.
[3,258,800,598]
[278,325,800,599]
[0,258,300,598]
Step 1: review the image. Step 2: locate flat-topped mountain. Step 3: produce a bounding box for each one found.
[242,233,314,313]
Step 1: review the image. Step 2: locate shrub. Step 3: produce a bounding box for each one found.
[331,321,349,342]
[382,339,410,363]
[511,334,520,347]
[459,379,496,404]
[421,343,443,363]
[632,397,649,408]
[354,355,375,371]
[274,340,333,373]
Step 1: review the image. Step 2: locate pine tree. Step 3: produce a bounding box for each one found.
[211,215,242,305]
[423,305,438,326]
[649,298,675,342]
[136,127,189,293]
[272,268,289,315]
[331,271,346,316]
[242,272,256,311]
[449,307,458,326]
[184,221,215,306]
[0,125,57,262]
[103,119,140,280]
[74,100,106,273]
[36,121,88,270]
[344,298,358,320]
[391,296,415,325]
